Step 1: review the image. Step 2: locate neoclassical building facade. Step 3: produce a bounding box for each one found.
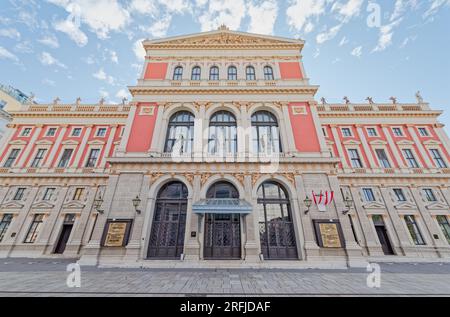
[0,28,450,267]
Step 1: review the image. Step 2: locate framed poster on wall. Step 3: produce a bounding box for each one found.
[313,219,345,248]
[102,219,133,247]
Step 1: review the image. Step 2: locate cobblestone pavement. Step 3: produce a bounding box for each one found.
[0,259,449,296]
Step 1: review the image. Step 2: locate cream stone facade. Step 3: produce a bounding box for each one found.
[0,29,449,268]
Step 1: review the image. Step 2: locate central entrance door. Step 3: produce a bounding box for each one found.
[203,182,242,260]
[54,214,76,254]
[148,182,188,259]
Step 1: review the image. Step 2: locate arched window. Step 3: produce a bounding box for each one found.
[206,181,239,199]
[148,181,188,258]
[208,111,237,156]
[257,181,298,259]
[173,66,183,80]
[228,66,237,81]
[251,111,282,154]
[209,66,219,81]
[246,66,256,81]
[191,66,201,81]
[264,66,274,80]
[164,111,195,154]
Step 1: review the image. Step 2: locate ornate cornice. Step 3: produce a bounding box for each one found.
[129,87,319,96]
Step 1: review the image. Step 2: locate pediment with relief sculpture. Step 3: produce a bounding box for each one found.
[145,29,303,49]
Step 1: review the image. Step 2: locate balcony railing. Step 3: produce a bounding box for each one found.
[317,103,431,112]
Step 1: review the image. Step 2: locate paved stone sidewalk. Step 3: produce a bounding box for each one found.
[0,259,449,296]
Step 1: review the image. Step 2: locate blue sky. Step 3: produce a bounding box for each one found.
[0,0,449,131]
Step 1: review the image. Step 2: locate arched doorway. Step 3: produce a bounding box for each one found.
[147,181,188,259]
[204,182,241,259]
[257,181,298,259]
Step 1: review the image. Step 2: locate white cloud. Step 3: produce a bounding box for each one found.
[39,52,67,68]
[48,0,130,39]
[198,0,247,32]
[316,24,342,44]
[424,0,450,18]
[332,0,364,22]
[351,45,362,57]
[110,50,119,63]
[54,19,88,47]
[373,19,402,52]
[0,46,19,62]
[339,36,349,46]
[42,78,56,86]
[286,0,327,33]
[38,34,60,48]
[133,38,146,61]
[0,28,21,40]
[129,0,158,15]
[247,0,279,35]
[140,15,172,38]
[93,68,115,85]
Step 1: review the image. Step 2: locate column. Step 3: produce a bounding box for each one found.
[193,104,205,160]
[356,125,377,168]
[64,186,100,256]
[410,187,447,255]
[243,174,259,261]
[434,124,450,152]
[328,175,363,262]
[184,174,201,260]
[309,102,329,155]
[330,125,350,169]
[379,186,414,256]
[78,175,119,266]
[126,174,150,261]
[116,104,137,155]
[381,125,407,169]
[72,125,92,168]
[349,186,385,256]
[295,175,320,258]
[38,187,70,251]
[238,103,249,157]
[149,104,164,154]
[44,125,68,168]
[407,125,434,168]
[281,103,297,154]
[16,125,42,167]
[99,125,117,167]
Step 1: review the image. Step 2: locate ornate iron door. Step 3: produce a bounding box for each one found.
[204,214,241,259]
[147,202,187,258]
[259,218,298,259]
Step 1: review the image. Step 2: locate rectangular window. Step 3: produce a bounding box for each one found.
[403,149,419,168]
[367,128,378,137]
[85,149,100,168]
[437,216,450,244]
[43,188,55,201]
[375,149,391,168]
[72,128,82,137]
[392,127,403,137]
[58,149,73,168]
[348,149,363,168]
[342,128,352,137]
[30,149,47,168]
[363,188,376,202]
[73,188,84,201]
[3,149,20,168]
[21,128,32,137]
[13,188,26,201]
[393,188,406,202]
[322,128,327,137]
[430,149,447,168]
[0,214,13,242]
[24,214,44,244]
[46,128,57,137]
[418,127,429,137]
[96,128,107,137]
[423,188,437,202]
[404,215,426,245]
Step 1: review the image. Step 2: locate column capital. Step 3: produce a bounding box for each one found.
[435,123,445,128]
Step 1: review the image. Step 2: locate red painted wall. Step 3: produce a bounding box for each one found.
[279,62,303,80]
[288,103,321,152]
[144,63,168,80]
[126,103,158,153]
